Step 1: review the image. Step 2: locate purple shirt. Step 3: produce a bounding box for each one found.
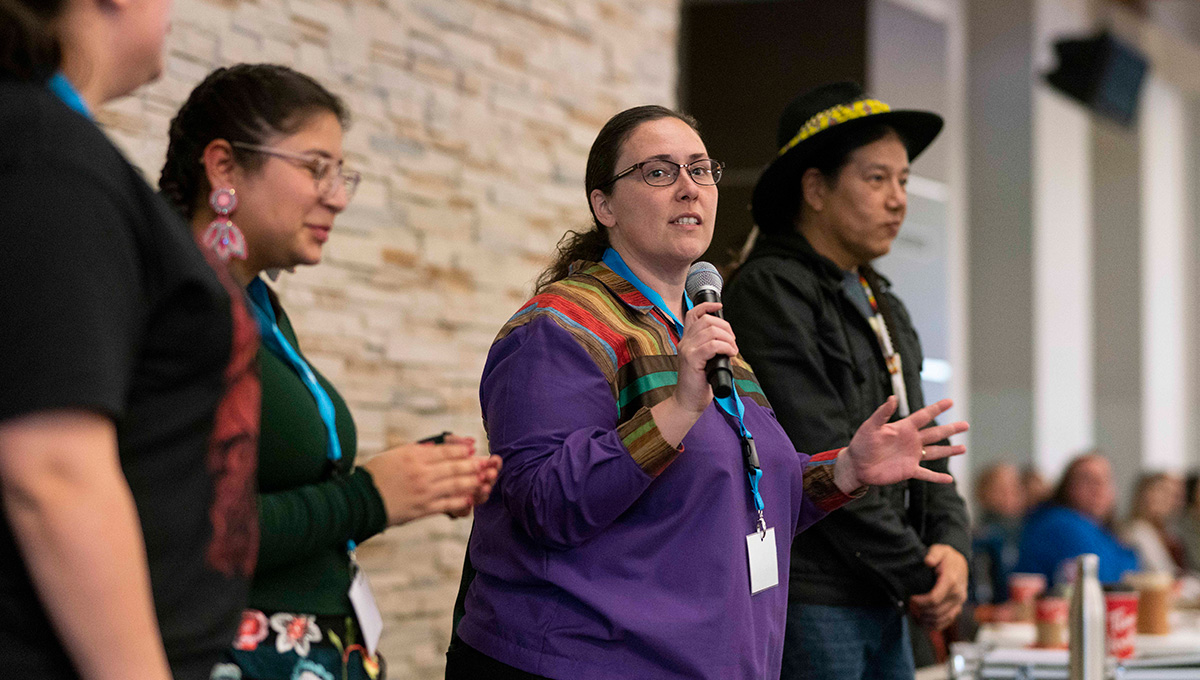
[458,263,853,679]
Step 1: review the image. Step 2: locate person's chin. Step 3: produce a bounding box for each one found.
[678,233,712,260]
[296,247,324,267]
[139,50,167,89]
[867,241,892,261]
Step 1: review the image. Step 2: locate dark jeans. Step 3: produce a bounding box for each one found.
[780,602,915,680]
[444,635,550,680]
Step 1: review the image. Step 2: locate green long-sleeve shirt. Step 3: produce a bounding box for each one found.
[249,295,387,616]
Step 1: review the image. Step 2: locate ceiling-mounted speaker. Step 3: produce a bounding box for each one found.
[1044,32,1148,127]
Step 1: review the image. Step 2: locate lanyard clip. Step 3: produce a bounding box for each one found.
[756,510,767,539]
[740,436,760,471]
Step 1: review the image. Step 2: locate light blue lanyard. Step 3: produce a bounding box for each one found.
[247,279,357,552]
[48,73,91,118]
[246,278,343,465]
[600,249,765,516]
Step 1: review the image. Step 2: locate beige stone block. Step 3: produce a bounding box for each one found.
[526,0,574,29]
[304,351,347,384]
[219,29,265,64]
[290,0,353,34]
[295,41,332,78]
[406,200,475,239]
[350,405,388,446]
[396,391,448,415]
[261,37,299,64]
[324,231,382,269]
[352,174,392,212]
[330,32,371,76]
[412,0,475,32]
[381,79,430,125]
[439,30,494,68]
[385,332,460,366]
[426,86,471,138]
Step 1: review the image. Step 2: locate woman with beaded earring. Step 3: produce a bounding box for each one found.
[0,0,260,678]
[160,63,502,680]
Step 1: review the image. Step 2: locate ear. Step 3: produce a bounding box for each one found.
[200,139,241,198]
[590,188,618,229]
[800,167,827,213]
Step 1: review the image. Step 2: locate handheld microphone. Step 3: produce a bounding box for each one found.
[685,261,733,399]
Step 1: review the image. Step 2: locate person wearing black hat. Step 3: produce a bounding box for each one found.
[724,82,970,680]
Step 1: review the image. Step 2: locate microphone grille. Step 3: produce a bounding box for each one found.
[686,261,723,298]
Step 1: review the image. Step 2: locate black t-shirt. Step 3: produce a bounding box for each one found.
[0,79,260,680]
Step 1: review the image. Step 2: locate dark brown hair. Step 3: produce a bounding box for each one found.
[533,104,700,293]
[1130,472,1181,524]
[0,0,69,81]
[1051,453,1097,508]
[1050,451,1117,528]
[160,64,349,220]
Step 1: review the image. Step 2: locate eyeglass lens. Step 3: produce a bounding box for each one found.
[317,165,361,200]
[640,160,722,187]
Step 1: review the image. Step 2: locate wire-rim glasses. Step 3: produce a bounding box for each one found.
[231,141,361,202]
[603,158,724,189]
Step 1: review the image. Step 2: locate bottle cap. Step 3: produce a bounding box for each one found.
[1077,553,1099,576]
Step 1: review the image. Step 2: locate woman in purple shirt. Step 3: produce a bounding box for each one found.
[446,105,969,680]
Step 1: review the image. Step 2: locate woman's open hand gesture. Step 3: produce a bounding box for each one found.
[833,397,967,493]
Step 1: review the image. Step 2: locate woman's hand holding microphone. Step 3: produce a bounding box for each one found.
[650,301,737,447]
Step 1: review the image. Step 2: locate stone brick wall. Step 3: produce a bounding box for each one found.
[99,0,680,676]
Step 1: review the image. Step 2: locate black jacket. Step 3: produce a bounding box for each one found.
[725,229,970,607]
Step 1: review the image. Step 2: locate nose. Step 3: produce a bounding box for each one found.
[888,178,907,212]
[674,173,698,202]
[322,182,350,212]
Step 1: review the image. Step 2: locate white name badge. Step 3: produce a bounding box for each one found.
[348,565,384,656]
[746,527,780,594]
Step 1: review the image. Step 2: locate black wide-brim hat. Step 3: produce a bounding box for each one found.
[751,81,944,233]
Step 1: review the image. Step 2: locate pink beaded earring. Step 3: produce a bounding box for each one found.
[202,187,247,261]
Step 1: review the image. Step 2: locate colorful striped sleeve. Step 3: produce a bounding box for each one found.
[616,405,682,476]
[802,448,866,513]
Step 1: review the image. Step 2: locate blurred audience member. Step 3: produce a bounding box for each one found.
[1120,473,1187,575]
[1021,465,1052,509]
[970,464,1026,604]
[1014,453,1138,585]
[1183,473,1200,571]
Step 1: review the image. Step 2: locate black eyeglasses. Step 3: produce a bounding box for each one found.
[603,158,724,189]
[231,142,361,201]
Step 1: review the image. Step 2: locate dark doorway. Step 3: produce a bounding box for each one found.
[679,0,869,267]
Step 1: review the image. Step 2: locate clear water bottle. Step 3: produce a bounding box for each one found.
[1069,554,1105,680]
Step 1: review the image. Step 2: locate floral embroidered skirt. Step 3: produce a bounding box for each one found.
[211,609,385,680]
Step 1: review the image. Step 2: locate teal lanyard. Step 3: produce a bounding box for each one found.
[246,278,342,465]
[48,73,91,118]
[246,279,357,552]
[600,249,765,518]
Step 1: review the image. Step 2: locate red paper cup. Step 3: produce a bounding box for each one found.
[1035,597,1069,649]
[1105,588,1139,660]
[1010,572,1047,601]
[1009,573,1048,622]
